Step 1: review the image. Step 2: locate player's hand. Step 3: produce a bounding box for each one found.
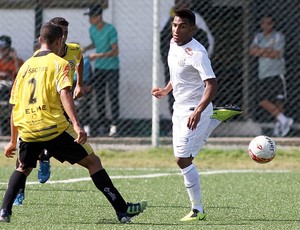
[73,85,85,99]
[187,111,201,130]
[73,125,87,144]
[4,141,17,158]
[151,87,167,99]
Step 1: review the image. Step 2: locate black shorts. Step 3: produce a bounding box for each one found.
[18,126,94,169]
[256,75,286,102]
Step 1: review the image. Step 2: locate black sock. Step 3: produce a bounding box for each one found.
[39,150,51,162]
[1,170,27,214]
[91,169,127,213]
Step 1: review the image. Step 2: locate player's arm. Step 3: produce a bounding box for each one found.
[4,106,18,158]
[60,87,87,144]
[152,81,173,99]
[187,78,218,130]
[73,57,84,99]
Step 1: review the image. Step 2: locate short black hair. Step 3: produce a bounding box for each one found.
[40,22,63,44]
[49,17,69,27]
[0,35,11,48]
[174,9,196,25]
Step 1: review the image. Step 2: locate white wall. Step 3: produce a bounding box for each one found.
[0,0,174,119]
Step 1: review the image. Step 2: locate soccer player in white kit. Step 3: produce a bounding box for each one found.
[152,9,218,221]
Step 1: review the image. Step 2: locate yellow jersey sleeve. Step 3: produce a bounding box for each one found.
[64,43,83,77]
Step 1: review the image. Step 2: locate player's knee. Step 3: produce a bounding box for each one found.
[176,157,193,169]
[78,153,103,173]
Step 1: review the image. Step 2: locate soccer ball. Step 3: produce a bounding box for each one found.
[248,136,276,164]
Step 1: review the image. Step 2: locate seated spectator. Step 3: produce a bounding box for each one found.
[0,35,23,135]
[0,35,23,81]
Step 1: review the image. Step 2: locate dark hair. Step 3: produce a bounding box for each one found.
[49,17,69,27]
[40,22,63,44]
[174,9,196,25]
[0,35,11,48]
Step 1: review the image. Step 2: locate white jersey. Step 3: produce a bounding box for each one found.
[168,38,216,116]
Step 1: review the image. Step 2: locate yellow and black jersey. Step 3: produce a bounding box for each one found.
[62,43,82,77]
[10,51,73,142]
[34,43,82,78]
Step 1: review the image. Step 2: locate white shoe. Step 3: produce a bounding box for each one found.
[83,125,90,137]
[280,118,293,137]
[109,125,117,137]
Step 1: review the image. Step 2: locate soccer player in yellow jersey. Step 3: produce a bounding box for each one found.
[12,17,86,206]
[36,17,85,185]
[0,22,147,223]
[43,17,86,180]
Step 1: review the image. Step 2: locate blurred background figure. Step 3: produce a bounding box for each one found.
[84,4,120,137]
[249,15,293,137]
[74,54,93,137]
[0,35,23,135]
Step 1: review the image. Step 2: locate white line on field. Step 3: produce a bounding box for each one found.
[0,169,290,185]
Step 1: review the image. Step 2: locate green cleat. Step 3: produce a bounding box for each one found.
[211,104,243,122]
[117,199,147,223]
[180,209,206,222]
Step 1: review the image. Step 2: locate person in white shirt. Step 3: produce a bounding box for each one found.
[153,9,217,222]
[160,0,215,116]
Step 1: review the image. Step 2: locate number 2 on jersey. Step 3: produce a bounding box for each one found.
[29,78,37,104]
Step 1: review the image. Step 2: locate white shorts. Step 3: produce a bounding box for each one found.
[172,114,210,158]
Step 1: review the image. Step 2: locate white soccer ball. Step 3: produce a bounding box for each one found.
[248,136,276,164]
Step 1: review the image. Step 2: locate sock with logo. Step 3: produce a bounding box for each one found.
[181,164,203,213]
[91,169,127,212]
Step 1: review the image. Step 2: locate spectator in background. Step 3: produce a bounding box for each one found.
[84,4,120,137]
[0,35,23,135]
[74,54,93,137]
[0,35,23,81]
[250,15,293,137]
[160,0,214,116]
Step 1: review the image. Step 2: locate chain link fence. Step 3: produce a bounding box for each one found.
[0,0,299,139]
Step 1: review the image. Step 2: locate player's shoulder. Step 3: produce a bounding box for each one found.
[47,53,69,67]
[187,39,207,54]
[66,43,82,51]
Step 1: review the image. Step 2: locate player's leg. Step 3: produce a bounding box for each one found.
[37,150,51,183]
[204,104,243,141]
[1,141,42,223]
[47,126,147,223]
[173,114,209,221]
[12,159,26,206]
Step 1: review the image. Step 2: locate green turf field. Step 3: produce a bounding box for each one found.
[0,147,299,229]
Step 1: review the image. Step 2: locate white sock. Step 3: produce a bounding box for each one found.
[276,113,288,124]
[204,118,221,141]
[181,164,203,213]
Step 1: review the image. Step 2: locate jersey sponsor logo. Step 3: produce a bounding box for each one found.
[68,60,75,70]
[28,66,48,73]
[25,105,47,114]
[185,47,193,56]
